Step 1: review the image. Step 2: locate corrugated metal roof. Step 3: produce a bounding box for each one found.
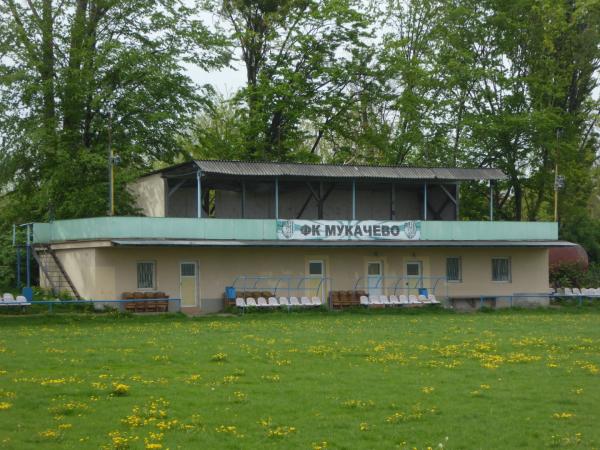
[189,160,506,181]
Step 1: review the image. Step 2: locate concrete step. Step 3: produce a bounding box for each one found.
[180,307,202,316]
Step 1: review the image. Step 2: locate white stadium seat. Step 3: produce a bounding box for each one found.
[380,295,391,306]
[563,288,573,296]
[235,298,246,308]
[369,295,382,306]
[428,294,440,304]
[268,297,279,307]
[300,296,312,306]
[360,295,369,306]
[311,296,322,306]
[245,297,257,307]
[409,294,421,305]
[257,297,268,307]
[389,295,400,305]
[278,297,290,307]
[289,296,301,307]
[398,295,409,305]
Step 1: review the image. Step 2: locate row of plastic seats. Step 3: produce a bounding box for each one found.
[236,296,322,309]
[1,293,31,305]
[561,287,600,297]
[360,294,440,307]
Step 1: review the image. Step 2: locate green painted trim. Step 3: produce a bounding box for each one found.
[32,217,558,244]
[420,221,558,241]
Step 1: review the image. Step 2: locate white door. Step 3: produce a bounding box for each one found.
[367,261,383,296]
[307,260,326,301]
[180,262,198,307]
[405,261,423,295]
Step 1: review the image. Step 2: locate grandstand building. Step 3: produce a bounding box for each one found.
[32,160,572,312]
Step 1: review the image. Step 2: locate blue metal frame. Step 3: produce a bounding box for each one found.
[231,275,333,300]
[353,275,448,297]
[28,298,181,313]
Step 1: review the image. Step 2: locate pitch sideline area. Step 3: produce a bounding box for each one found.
[0,310,598,449]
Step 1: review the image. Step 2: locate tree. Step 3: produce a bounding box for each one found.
[212,0,371,161]
[0,0,230,221]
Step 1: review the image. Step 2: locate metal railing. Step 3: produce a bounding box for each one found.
[353,275,448,298]
[25,298,181,313]
[230,275,333,299]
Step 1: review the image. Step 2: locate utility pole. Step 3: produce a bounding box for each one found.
[554,129,564,222]
[107,110,121,216]
[108,110,114,216]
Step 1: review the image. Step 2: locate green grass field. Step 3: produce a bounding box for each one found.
[0,309,599,449]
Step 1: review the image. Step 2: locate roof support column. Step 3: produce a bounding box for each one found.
[456,182,460,220]
[489,180,494,221]
[196,169,202,218]
[318,181,324,219]
[25,224,31,288]
[241,180,246,219]
[275,177,279,220]
[352,179,356,220]
[423,183,428,220]
[390,183,396,220]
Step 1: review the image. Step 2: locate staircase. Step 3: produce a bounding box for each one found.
[32,246,81,299]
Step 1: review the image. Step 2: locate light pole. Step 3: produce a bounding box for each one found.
[554,173,565,222]
[554,129,564,222]
[107,110,121,216]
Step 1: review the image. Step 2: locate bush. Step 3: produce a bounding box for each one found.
[550,262,600,288]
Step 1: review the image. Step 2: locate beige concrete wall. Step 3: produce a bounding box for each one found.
[129,173,165,217]
[47,245,549,308]
[47,248,97,299]
[77,246,550,308]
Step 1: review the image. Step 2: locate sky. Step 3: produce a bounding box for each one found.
[185,10,246,95]
[186,63,246,95]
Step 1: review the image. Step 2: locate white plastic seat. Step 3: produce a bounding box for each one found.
[418,294,430,304]
[235,298,246,308]
[573,288,582,296]
[257,297,269,307]
[300,296,312,306]
[267,297,279,307]
[245,297,257,307]
[16,296,30,305]
[278,297,290,307]
[389,295,400,305]
[311,296,322,306]
[360,295,369,306]
[409,294,421,304]
[289,296,301,307]
[428,294,440,304]
[398,294,409,305]
[3,293,15,302]
[564,288,573,296]
[380,295,391,306]
[369,295,382,306]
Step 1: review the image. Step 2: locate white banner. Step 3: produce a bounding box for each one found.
[276,220,421,241]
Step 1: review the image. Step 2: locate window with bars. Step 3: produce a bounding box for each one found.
[137,262,155,289]
[446,257,461,282]
[492,257,511,282]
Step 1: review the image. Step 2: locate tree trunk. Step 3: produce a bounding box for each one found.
[40,0,56,148]
[62,0,89,144]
